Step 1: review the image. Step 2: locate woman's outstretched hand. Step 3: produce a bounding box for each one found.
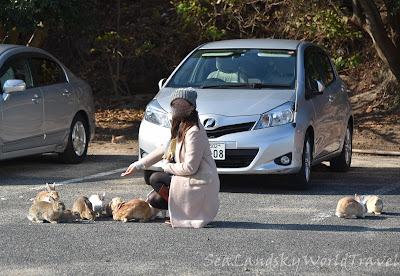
[121,163,137,177]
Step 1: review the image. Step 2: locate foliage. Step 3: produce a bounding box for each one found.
[0,0,93,43]
[174,0,230,40]
[285,1,364,73]
[289,8,362,41]
[332,55,361,72]
[172,0,294,41]
[1,0,397,106]
[172,0,364,73]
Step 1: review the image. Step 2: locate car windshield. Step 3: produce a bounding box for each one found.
[167,49,296,89]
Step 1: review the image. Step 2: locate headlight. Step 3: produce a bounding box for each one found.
[144,100,171,128]
[254,102,294,129]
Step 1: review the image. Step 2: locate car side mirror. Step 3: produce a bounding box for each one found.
[2,79,26,101]
[158,78,166,90]
[313,80,325,93]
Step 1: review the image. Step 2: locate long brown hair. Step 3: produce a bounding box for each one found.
[171,109,199,143]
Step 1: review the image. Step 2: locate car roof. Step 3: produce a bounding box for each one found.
[0,44,25,55]
[199,39,304,50]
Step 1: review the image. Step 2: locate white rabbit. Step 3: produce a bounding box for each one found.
[336,194,366,218]
[89,192,105,217]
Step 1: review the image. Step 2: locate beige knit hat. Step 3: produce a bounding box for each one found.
[170,87,197,107]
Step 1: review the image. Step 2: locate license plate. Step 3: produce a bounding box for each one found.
[210,142,225,160]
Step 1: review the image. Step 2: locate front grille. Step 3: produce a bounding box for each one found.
[206,122,255,138]
[215,149,259,168]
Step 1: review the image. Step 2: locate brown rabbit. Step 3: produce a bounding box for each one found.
[58,209,80,222]
[111,135,126,144]
[105,197,122,217]
[72,196,96,221]
[363,195,383,214]
[336,194,366,218]
[27,198,64,223]
[33,183,59,204]
[113,199,151,222]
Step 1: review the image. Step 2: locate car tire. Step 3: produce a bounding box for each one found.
[290,134,312,189]
[59,113,89,164]
[144,170,155,185]
[330,124,352,172]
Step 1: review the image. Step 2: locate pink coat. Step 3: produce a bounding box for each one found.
[140,122,220,228]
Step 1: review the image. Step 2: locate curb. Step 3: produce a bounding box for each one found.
[353,149,400,156]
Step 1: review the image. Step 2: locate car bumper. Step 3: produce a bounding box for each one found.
[138,119,305,175]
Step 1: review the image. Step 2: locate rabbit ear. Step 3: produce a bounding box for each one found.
[116,202,124,211]
[46,183,52,192]
[355,194,361,202]
[84,197,91,206]
[51,182,56,190]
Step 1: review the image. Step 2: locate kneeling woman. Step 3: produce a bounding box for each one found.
[121,87,220,228]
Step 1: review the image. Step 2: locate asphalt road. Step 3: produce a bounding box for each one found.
[0,147,399,276]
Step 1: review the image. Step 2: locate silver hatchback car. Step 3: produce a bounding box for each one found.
[139,39,353,188]
[0,45,95,163]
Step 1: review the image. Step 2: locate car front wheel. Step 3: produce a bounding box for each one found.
[330,124,352,172]
[59,114,89,164]
[290,134,312,189]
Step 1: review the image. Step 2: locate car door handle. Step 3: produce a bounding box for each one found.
[32,94,41,103]
[63,90,72,97]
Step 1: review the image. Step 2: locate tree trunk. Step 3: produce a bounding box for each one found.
[26,25,49,48]
[357,0,400,84]
[0,28,5,43]
[382,0,400,47]
[351,0,364,26]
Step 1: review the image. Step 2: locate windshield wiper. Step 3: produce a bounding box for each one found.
[200,83,291,89]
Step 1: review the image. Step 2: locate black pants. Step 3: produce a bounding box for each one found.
[148,172,171,210]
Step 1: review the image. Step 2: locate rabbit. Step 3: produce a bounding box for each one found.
[111,135,126,144]
[89,192,106,217]
[145,190,166,220]
[113,199,152,223]
[336,194,366,218]
[27,198,64,223]
[363,195,383,214]
[105,197,122,217]
[72,196,96,221]
[58,209,80,222]
[149,205,163,220]
[33,182,59,204]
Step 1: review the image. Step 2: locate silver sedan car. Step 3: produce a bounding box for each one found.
[0,45,95,163]
[139,39,353,188]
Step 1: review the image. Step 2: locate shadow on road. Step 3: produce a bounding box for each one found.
[0,154,137,186]
[219,165,400,195]
[210,221,400,232]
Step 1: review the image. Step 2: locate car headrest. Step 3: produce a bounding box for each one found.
[216,57,238,72]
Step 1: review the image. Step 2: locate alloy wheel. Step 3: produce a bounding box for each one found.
[72,121,87,156]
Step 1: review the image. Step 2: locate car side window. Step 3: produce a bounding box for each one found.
[0,56,34,91]
[304,50,323,97]
[31,58,66,87]
[316,52,335,87]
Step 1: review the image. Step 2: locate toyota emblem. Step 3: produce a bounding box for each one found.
[203,118,217,130]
